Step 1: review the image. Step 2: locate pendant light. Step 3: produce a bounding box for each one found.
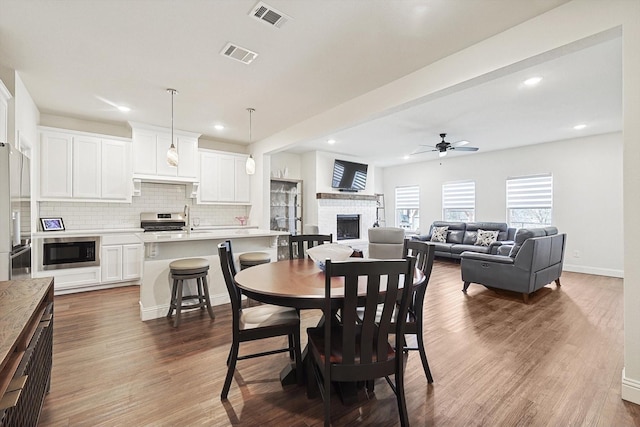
[167,88,179,167]
[245,107,256,175]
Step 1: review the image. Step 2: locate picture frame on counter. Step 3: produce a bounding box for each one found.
[40,217,65,231]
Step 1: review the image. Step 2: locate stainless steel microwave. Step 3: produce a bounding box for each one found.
[41,236,100,270]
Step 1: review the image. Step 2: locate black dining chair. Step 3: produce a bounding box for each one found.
[399,239,436,383]
[288,233,332,259]
[306,256,418,427]
[217,241,303,399]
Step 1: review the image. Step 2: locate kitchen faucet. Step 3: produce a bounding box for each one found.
[184,204,190,228]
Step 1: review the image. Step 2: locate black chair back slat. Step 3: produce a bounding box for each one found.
[289,234,333,259]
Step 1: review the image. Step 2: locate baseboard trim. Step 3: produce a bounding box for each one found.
[563,264,623,278]
[622,368,640,405]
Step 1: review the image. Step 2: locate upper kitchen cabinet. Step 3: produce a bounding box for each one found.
[130,122,199,183]
[198,149,250,204]
[39,127,131,202]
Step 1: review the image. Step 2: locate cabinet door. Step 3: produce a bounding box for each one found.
[177,136,198,179]
[155,133,178,177]
[102,139,131,200]
[132,129,157,175]
[199,151,220,202]
[234,156,250,202]
[101,245,123,283]
[73,135,101,198]
[41,132,73,198]
[218,154,235,201]
[122,244,142,281]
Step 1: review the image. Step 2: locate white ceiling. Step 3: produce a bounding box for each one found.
[0,0,621,168]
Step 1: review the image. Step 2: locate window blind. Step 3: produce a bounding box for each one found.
[395,186,419,209]
[442,181,475,210]
[506,174,553,208]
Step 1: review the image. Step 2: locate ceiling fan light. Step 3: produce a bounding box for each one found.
[439,150,447,158]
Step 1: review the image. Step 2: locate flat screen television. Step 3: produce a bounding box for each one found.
[331,159,368,191]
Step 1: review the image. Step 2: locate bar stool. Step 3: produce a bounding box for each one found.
[238,252,271,270]
[167,257,215,327]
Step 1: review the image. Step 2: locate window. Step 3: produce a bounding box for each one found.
[442,181,475,222]
[395,186,419,231]
[506,174,552,228]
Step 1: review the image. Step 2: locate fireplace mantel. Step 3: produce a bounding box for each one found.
[316,193,377,201]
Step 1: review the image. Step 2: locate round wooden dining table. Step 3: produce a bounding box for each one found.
[234,258,425,309]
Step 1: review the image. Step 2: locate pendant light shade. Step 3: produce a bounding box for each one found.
[167,88,178,167]
[245,107,256,175]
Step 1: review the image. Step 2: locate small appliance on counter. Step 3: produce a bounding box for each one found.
[0,142,32,280]
[140,212,187,232]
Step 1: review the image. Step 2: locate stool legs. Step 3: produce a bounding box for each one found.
[167,274,215,327]
[201,275,215,319]
[174,279,184,328]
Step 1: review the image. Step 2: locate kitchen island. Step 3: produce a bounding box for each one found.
[138,228,287,321]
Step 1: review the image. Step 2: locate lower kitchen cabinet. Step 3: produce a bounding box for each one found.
[101,235,143,284]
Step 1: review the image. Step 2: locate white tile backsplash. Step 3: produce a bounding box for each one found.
[38,182,250,230]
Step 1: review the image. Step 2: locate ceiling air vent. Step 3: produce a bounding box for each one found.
[249,1,291,28]
[220,43,258,65]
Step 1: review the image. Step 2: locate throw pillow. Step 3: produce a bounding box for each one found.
[474,229,499,246]
[430,226,449,243]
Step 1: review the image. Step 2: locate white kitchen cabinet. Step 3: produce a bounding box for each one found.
[130,122,200,182]
[101,234,142,284]
[72,135,101,198]
[198,149,250,204]
[40,131,73,198]
[40,128,131,201]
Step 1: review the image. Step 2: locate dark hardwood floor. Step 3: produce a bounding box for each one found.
[39,260,640,426]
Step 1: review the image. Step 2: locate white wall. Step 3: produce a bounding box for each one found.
[270,152,302,179]
[383,132,623,277]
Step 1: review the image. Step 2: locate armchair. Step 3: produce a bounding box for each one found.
[368,227,405,259]
[460,227,566,303]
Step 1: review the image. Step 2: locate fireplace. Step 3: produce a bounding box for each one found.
[336,214,360,240]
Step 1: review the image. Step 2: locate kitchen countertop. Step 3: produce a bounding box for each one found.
[31,225,262,238]
[138,228,287,243]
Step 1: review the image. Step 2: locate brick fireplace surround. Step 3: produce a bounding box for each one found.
[316,193,377,254]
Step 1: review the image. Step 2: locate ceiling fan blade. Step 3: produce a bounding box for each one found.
[452,146,479,152]
[410,147,434,155]
[451,140,470,147]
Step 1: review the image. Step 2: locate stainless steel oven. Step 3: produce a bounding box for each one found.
[41,236,100,270]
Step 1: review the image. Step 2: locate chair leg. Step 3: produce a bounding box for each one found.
[522,293,529,304]
[395,363,409,427]
[201,275,215,319]
[173,279,183,328]
[196,278,205,309]
[221,340,239,399]
[167,279,177,318]
[293,331,303,386]
[414,326,434,383]
[555,278,561,287]
[462,281,471,293]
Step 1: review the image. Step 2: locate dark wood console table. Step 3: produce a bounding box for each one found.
[0,277,54,426]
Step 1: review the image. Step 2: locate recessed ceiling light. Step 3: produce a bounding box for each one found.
[327,139,336,145]
[523,76,543,87]
[214,124,225,130]
[573,124,587,130]
[117,105,130,112]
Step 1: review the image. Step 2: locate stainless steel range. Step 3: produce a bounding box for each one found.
[140,212,187,232]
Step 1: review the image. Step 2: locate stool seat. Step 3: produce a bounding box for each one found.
[239,252,271,270]
[167,257,214,327]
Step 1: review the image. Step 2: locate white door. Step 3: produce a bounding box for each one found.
[122,244,142,281]
[102,139,130,200]
[73,135,101,198]
[101,245,123,283]
[132,129,157,175]
[41,132,73,198]
[234,156,250,202]
[199,151,220,202]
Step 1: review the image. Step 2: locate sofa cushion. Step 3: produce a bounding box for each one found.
[431,242,455,253]
[466,222,510,241]
[451,244,491,255]
[447,230,465,244]
[463,231,477,245]
[475,229,499,246]
[431,226,449,243]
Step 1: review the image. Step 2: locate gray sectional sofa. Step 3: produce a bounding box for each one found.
[413,221,517,259]
[460,227,566,302]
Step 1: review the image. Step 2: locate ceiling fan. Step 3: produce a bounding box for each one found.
[413,133,479,157]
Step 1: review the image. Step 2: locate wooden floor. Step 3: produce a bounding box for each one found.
[39,260,640,426]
